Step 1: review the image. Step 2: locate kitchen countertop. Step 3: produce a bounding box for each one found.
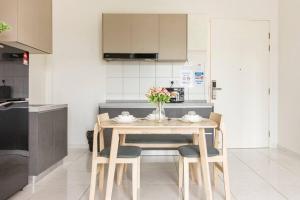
[99,100,213,108]
[29,104,68,112]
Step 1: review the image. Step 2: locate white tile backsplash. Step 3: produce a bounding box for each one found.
[155,63,173,77]
[106,54,208,101]
[106,93,123,100]
[140,77,156,97]
[123,61,140,77]
[140,61,156,77]
[123,94,141,100]
[156,77,173,88]
[107,77,123,94]
[106,62,123,77]
[171,77,182,87]
[123,77,139,94]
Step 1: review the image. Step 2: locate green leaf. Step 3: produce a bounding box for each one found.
[0,22,11,33]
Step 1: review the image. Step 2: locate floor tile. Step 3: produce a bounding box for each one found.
[228,152,287,200]
[28,184,88,200]
[259,148,300,177]
[36,168,91,187]
[8,148,300,200]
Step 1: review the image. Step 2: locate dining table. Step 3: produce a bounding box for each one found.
[99,117,218,200]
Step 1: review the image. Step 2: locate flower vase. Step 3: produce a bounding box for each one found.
[156,102,165,122]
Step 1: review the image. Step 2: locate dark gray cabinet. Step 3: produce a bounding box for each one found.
[29,107,67,176]
[53,109,68,162]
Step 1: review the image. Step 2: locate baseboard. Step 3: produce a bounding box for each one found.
[277,145,300,158]
[29,160,63,185]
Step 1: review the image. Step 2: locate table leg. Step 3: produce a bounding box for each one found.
[198,128,213,200]
[105,129,119,200]
[89,159,98,200]
[117,134,126,186]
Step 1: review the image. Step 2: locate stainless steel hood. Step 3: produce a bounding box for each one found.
[103,53,158,61]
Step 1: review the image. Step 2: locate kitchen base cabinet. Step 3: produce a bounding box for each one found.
[29,106,67,177]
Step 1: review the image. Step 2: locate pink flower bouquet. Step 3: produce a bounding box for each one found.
[146,87,175,104]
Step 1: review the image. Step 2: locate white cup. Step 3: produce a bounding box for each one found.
[121,111,130,116]
[188,111,196,116]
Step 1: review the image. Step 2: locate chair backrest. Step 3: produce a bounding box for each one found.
[219,121,228,153]
[92,123,99,158]
[97,113,109,124]
[209,112,222,130]
[93,113,110,157]
[209,112,227,150]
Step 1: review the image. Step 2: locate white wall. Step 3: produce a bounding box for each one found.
[29,55,47,104]
[29,0,279,147]
[278,0,300,154]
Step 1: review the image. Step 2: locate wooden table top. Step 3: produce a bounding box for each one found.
[99,118,218,129]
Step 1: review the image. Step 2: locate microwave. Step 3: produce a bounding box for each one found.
[166,88,184,103]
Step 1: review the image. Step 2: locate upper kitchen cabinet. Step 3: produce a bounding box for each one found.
[159,14,187,61]
[131,14,159,53]
[102,13,187,61]
[0,0,52,54]
[102,14,131,53]
[103,14,159,54]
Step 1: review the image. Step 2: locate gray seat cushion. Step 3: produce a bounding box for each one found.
[99,146,141,158]
[178,145,219,158]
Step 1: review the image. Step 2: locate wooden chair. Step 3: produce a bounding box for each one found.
[89,113,141,200]
[178,113,231,200]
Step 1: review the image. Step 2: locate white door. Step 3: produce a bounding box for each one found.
[211,19,270,148]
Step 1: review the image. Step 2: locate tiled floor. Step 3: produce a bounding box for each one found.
[9,148,300,200]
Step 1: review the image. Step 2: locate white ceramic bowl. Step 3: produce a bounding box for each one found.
[118,115,134,120]
[113,116,137,123]
[183,114,202,122]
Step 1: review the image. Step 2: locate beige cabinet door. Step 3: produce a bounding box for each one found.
[18,0,52,53]
[131,14,159,53]
[159,14,187,61]
[0,0,18,42]
[0,0,52,53]
[35,0,52,53]
[102,14,131,53]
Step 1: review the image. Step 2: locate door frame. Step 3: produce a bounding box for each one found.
[207,18,272,147]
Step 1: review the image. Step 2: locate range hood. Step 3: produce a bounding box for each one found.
[0,44,28,63]
[103,53,158,61]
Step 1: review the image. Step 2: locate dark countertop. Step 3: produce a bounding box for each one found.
[99,100,213,108]
[29,104,68,112]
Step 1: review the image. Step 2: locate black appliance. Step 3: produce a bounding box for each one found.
[0,44,29,200]
[166,87,185,103]
[0,80,12,99]
[103,53,158,61]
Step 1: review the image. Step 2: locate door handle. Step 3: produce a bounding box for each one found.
[212,87,222,91]
[211,80,222,100]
